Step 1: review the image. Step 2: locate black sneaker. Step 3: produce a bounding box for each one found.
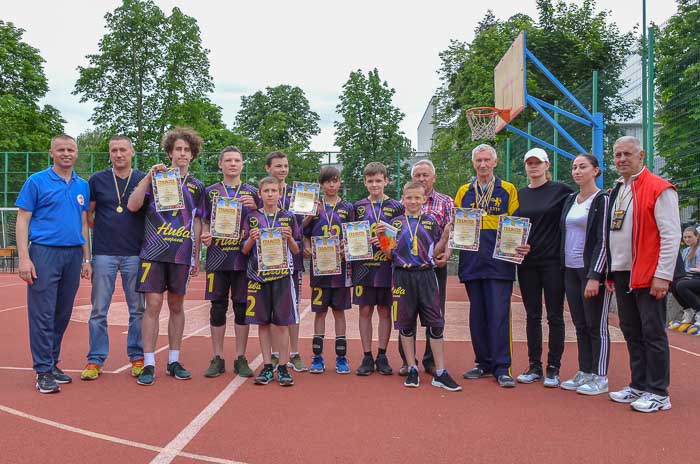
[516,364,543,384]
[204,356,225,378]
[404,367,420,388]
[166,361,192,380]
[431,371,462,392]
[255,365,275,385]
[52,366,72,384]
[497,374,516,388]
[399,359,418,377]
[463,366,491,379]
[277,366,294,386]
[356,355,375,376]
[544,366,560,388]
[137,365,155,386]
[36,373,60,394]
[375,354,393,375]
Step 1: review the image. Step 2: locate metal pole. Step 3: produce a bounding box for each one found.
[592,71,599,147]
[505,138,511,182]
[641,0,648,154]
[647,26,655,169]
[553,100,559,181]
[3,152,8,207]
[527,122,533,151]
[592,69,604,188]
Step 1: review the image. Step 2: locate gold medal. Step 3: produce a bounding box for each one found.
[113,168,133,214]
[116,205,123,213]
[408,215,421,256]
[411,239,419,256]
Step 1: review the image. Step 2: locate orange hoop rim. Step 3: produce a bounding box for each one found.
[465,106,511,121]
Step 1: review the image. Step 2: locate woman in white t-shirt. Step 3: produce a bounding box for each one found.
[558,154,612,395]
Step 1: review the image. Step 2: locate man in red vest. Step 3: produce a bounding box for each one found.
[605,136,680,413]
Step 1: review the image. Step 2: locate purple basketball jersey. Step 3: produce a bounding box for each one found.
[352,197,404,288]
[391,213,442,270]
[244,208,301,283]
[140,174,205,266]
[279,182,305,273]
[304,199,354,288]
[204,182,260,272]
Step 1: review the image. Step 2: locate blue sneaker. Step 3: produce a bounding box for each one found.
[335,356,350,374]
[310,355,325,373]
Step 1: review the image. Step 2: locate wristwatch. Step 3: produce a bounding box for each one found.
[83,259,91,264]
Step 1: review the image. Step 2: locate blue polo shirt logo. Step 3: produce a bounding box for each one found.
[77,194,85,206]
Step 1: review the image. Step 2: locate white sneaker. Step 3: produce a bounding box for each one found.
[576,375,608,396]
[609,386,645,403]
[630,392,672,413]
[695,312,700,324]
[560,371,593,391]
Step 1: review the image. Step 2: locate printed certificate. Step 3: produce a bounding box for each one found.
[211,197,242,239]
[153,168,184,212]
[342,221,373,261]
[290,182,320,216]
[493,216,531,264]
[257,227,289,271]
[450,207,481,251]
[378,220,399,251]
[312,236,342,276]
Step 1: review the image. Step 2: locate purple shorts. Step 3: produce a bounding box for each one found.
[293,270,302,307]
[245,277,299,326]
[392,268,443,330]
[137,260,191,295]
[311,286,352,313]
[205,270,247,304]
[352,285,392,308]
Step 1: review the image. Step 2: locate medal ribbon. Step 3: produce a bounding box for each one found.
[264,209,280,229]
[407,214,422,256]
[369,197,384,227]
[221,181,243,200]
[323,199,339,236]
[112,168,133,211]
[472,177,495,214]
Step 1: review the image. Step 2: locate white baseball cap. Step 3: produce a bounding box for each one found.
[524,148,549,163]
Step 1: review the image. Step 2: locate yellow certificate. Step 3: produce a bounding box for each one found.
[342,221,372,261]
[450,208,481,251]
[258,228,287,269]
[312,236,341,275]
[212,197,241,239]
[153,168,184,211]
[290,182,320,216]
[499,225,523,254]
[493,215,531,264]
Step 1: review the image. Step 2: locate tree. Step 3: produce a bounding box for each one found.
[73,0,214,152]
[432,0,634,193]
[234,85,322,181]
[334,69,412,200]
[656,0,700,221]
[0,20,65,152]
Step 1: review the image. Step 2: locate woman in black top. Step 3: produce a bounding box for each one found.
[559,154,611,395]
[515,148,573,387]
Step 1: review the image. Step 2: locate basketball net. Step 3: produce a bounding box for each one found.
[465,107,510,141]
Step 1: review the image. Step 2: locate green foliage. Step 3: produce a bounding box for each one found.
[73,0,215,152]
[234,85,322,182]
[432,0,634,193]
[334,69,412,201]
[0,20,65,152]
[656,0,700,221]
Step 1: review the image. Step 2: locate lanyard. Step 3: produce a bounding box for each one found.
[263,209,280,228]
[407,214,422,256]
[112,168,133,212]
[369,197,385,226]
[323,199,339,235]
[472,177,495,214]
[221,181,242,200]
[278,184,288,209]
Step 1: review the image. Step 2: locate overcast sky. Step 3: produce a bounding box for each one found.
[4,0,678,151]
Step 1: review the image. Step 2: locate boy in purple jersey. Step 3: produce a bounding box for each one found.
[127,128,206,386]
[200,147,261,379]
[380,181,460,391]
[353,162,405,376]
[242,177,301,386]
[301,166,354,374]
[264,152,307,372]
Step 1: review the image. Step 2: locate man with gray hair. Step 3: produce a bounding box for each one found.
[605,135,680,413]
[453,144,520,388]
[80,136,147,381]
[398,159,455,376]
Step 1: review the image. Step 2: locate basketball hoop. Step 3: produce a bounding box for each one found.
[465,107,511,141]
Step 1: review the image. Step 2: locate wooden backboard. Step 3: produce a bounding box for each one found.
[494,31,526,133]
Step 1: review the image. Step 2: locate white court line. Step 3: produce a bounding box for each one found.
[0,297,92,314]
[0,404,244,464]
[670,344,700,357]
[0,282,24,288]
[149,304,312,464]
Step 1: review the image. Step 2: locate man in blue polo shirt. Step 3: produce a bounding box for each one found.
[80,135,146,381]
[15,134,92,394]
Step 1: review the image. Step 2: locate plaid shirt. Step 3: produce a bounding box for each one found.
[421,189,455,228]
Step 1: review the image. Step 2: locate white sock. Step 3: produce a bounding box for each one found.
[290,352,299,357]
[271,351,279,358]
[168,350,180,364]
[144,353,156,367]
